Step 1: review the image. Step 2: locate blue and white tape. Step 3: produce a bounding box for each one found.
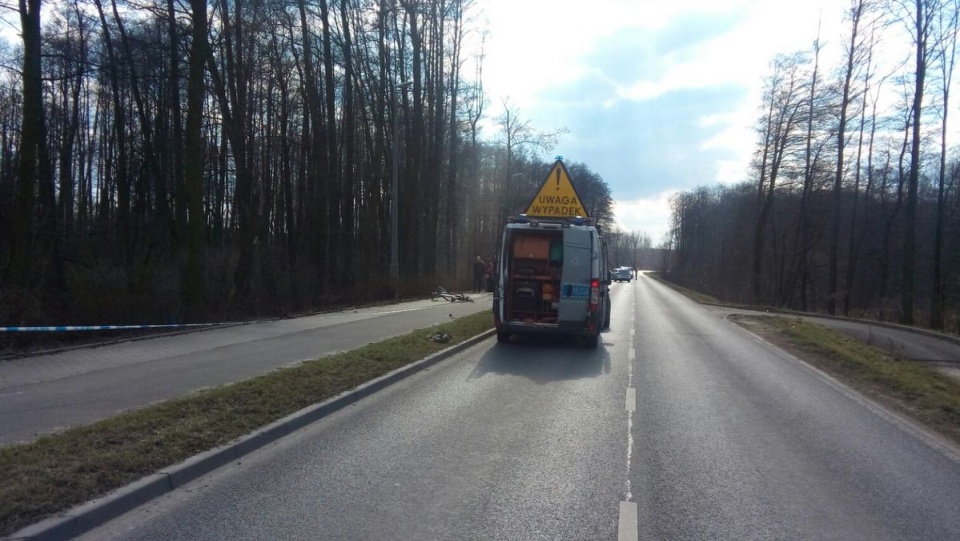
[0,323,222,332]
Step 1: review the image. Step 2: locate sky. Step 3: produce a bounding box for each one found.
[478,0,853,244]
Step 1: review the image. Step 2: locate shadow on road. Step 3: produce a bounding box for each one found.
[469,334,611,383]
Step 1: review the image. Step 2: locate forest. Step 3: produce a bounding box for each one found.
[0,0,616,326]
[666,0,960,332]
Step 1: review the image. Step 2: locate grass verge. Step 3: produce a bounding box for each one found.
[0,310,494,537]
[731,315,960,448]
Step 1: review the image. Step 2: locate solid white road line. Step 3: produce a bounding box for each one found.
[625,387,636,413]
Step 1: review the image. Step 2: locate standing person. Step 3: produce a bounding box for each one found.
[473,256,485,292]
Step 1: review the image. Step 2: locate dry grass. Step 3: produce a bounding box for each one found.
[0,311,494,537]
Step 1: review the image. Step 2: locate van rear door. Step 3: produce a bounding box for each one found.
[558,227,592,328]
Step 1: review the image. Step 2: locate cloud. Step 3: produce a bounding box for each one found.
[613,190,679,245]
[652,9,745,58]
[479,0,855,238]
[502,8,756,202]
[557,11,746,104]
[535,82,748,200]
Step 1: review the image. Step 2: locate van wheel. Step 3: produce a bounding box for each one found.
[585,333,599,348]
[496,331,511,344]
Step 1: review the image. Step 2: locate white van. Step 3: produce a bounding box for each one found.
[493,215,611,347]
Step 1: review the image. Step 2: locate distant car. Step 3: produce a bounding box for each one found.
[611,267,632,282]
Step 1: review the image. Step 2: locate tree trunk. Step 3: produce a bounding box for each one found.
[830,1,865,315]
[183,0,208,319]
[901,0,928,325]
[319,0,339,292]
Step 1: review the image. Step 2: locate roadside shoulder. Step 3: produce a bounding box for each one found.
[730,314,960,465]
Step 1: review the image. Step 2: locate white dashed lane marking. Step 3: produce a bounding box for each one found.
[619,280,639,541]
[618,501,638,541]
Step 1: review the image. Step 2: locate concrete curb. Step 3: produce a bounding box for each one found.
[8,328,497,541]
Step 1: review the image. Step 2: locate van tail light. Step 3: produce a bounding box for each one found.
[589,279,600,312]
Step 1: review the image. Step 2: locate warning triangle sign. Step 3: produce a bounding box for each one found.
[524,160,589,218]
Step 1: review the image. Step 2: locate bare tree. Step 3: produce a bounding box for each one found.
[789,31,827,311]
[752,53,808,303]
[12,0,59,300]
[844,24,886,316]
[891,0,941,324]
[183,0,209,319]
[931,0,960,328]
[0,0,606,328]
[496,98,565,221]
[829,0,875,314]
[464,34,488,257]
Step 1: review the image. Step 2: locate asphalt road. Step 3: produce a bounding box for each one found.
[0,294,491,446]
[81,274,960,540]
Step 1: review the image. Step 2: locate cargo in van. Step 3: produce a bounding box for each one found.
[493,216,610,347]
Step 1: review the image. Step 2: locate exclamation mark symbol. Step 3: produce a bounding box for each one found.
[555,168,561,190]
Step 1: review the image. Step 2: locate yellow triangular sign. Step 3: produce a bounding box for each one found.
[524,160,589,218]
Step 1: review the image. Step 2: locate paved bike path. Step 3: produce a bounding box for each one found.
[0,294,491,446]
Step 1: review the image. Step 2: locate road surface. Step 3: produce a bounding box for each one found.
[0,294,490,446]
[81,274,960,540]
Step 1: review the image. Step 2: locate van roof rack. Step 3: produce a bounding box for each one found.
[507,214,596,227]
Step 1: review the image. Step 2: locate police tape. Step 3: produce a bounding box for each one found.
[0,323,224,332]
